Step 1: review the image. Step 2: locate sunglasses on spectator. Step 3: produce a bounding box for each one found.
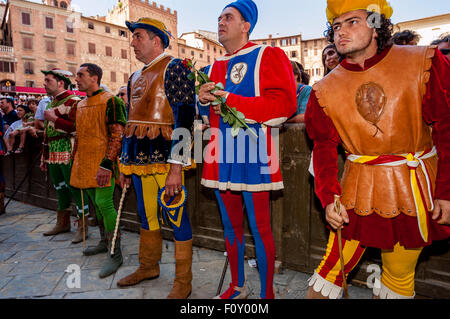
[440,49,450,55]
[117,93,126,97]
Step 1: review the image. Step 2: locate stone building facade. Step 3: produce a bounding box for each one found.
[179,31,225,68]
[79,15,131,92]
[3,0,446,95]
[0,0,187,94]
[251,33,328,85]
[105,0,179,73]
[301,37,329,84]
[252,33,303,65]
[0,0,83,93]
[394,13,450,46]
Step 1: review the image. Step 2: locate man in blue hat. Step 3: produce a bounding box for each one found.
[198,0,297,299]
[116,18,196,299]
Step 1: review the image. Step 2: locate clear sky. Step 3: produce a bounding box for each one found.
[31,0,450,39]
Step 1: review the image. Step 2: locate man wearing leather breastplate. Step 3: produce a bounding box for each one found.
[116,18,196,299]
[305,0,450,299]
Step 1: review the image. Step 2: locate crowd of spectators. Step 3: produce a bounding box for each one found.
[0,95,43,155]
[0,94,49,107]
[0,85,129,157]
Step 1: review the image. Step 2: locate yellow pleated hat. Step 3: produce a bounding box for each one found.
[126,17,173,48]
[326,0,393,24]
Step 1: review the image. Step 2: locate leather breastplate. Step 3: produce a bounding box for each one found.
[70,92,113,189]
[313,45,437,218]
[125,55,174,140]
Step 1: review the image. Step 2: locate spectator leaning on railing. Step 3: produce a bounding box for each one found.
[24,98,39,138]
[27,98,38,113]
[286,60,312,123]
[431,35,450,59]
[3,104,33,155]
[0,97,19,130]
[392,30,421,45]
[34,95,51,132]
[116,86,128,106]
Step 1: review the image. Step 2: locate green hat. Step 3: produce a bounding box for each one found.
[41,68,73,87]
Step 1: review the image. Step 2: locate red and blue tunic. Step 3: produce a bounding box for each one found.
[199,42,297,192]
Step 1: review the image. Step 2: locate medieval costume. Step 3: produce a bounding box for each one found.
[70,88,127,278]
[305,0,450,299]
[40,69,87,243]
[116,18,196,299]
[198,0,297,299]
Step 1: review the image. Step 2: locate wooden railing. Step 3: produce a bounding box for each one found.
[2,124,449,298]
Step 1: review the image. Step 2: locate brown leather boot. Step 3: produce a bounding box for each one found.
[43,210,71,236]
[0,192,5,216]
[167,239,193,299]
[116,228,162,287]
[306,286,330,299]
[72,215,89,244]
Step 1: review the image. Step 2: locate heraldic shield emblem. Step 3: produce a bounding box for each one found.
[131,75,147,109]
[230,62,248,85]
[355,82,387,137]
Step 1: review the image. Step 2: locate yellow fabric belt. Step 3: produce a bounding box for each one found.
[347,147,437,242]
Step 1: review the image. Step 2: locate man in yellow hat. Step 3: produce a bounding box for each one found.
[116,18,196,299]
[305,0,450,299]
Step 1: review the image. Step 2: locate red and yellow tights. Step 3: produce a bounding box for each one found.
[309,231,422,299]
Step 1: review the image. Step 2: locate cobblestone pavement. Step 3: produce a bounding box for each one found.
[0,200,372,299]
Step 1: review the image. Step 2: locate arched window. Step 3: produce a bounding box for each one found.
[60,1,67,8]
[53,1,58,7]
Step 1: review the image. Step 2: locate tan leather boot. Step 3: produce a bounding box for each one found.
[167,239,193,299]
[116,228,162,287]
[43,210,71,236]
[72,215,89,244]
[306,286,330,299]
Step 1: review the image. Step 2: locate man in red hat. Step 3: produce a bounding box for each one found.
[305,0,449,299]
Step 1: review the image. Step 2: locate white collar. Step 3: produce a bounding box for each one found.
[144,52,169,69]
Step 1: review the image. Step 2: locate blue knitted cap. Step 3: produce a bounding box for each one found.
[224,0,258,34]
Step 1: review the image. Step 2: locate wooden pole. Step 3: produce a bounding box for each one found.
[217,253,229,296]
[111,185,128,255]
[81,190,86,248]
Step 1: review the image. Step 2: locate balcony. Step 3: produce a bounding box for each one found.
[0,45,13,53]
[0,45,14,61]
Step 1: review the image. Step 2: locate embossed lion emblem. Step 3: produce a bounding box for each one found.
[230,63,248,85]
[131,76,147,106]
[355,82,387,136]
